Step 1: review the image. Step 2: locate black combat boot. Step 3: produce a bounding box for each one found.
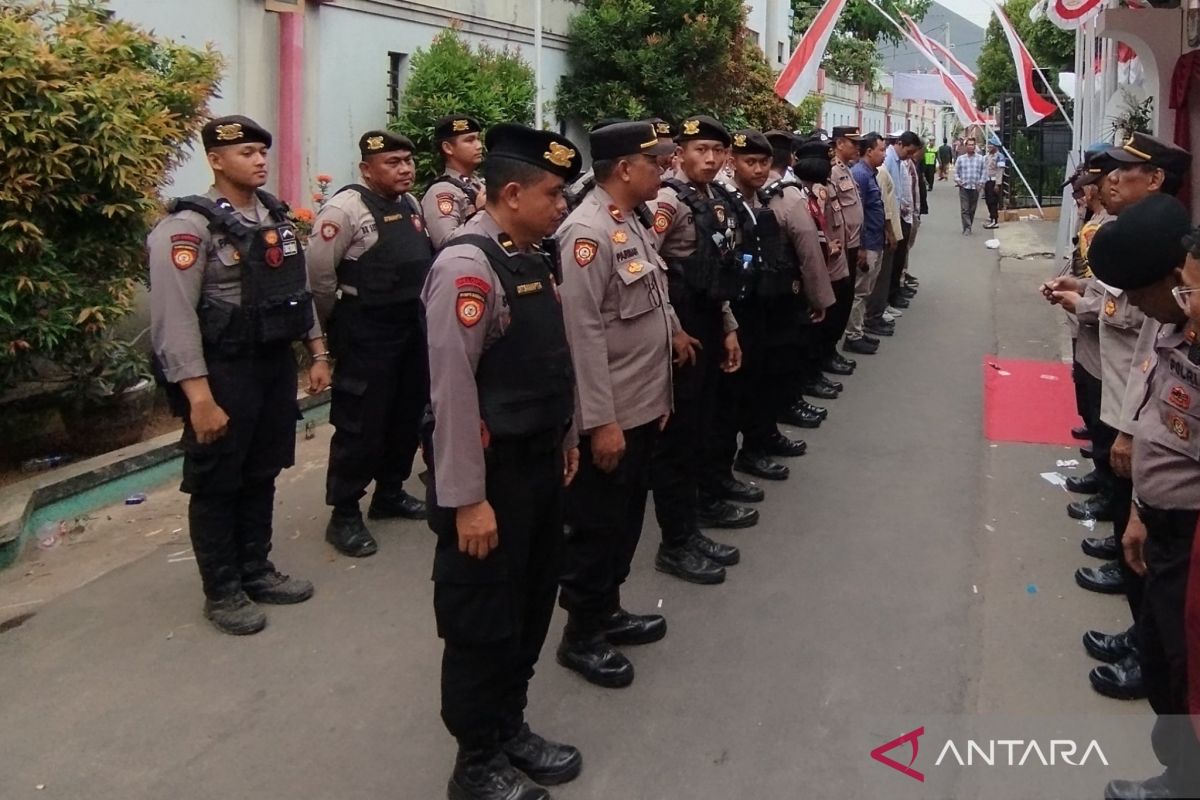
[448,747,550,800]
[325,508,378,557]
[204,590,267,636]
[368,487,427,520]
[501,724,582,786]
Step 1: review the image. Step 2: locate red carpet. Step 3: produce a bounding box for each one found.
[983,357,1082,446]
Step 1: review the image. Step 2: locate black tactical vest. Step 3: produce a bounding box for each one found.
[334,185,433,305]
[170,191,313,350]
[430,173,479,207]
[662,178,741,301]
[453,234,575,440]
[758,179,810,309]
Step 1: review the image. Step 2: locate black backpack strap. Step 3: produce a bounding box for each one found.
[254,189,291,222]
[168,194,253,239]
[430,173,478,204]
[663,177,705,215]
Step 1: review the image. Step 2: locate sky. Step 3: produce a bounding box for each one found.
[936,0,995,28]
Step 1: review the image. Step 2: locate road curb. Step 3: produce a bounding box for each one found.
[0,393,330,568]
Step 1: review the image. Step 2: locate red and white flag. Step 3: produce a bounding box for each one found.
[990,1,1058,125]
[774,0,849,106]
[1031,0,1104,29]
[893,9,986,125]
[926,36,978,83]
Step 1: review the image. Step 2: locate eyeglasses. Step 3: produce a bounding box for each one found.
[1171,284,1200,312]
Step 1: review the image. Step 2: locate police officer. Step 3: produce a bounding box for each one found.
[148,116,329,635]
[1089,194,1200,800]
[795,133,848,403]
[649,118,677,174]
[825,126,864,377]
[760,132,836,435]
[1072,134,1190,702]
[703,129,803,505]
[421,115,486,249]
[554,121,682,689]
[421,123,583,800]
[649,114,746,585]
[307,130,432,558]
[563,118,625,210]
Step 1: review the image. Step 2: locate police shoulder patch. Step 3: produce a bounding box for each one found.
[320,221,340,241]
[436,193,456,217]
[574,238,598,267]
[455,275,491,295]
[171,242,198,270]
[653,209,672,234]
[456,291,485,328]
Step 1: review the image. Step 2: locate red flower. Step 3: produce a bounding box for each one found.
[316,174,333,184]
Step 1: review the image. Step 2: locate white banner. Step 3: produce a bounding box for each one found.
[891,72,975,104]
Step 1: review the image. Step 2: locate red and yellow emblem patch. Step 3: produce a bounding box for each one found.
[456,291,485,327]
[1104,298,1117,317]
[574,238,598,267]
[436,193,455,217]
[1169,386,1192,411]
[652,205,675,235]
[171,244,197,270]
[320,221,340,241]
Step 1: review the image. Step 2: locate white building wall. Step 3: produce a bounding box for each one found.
[745,0,791,69]
[105,0,577,199]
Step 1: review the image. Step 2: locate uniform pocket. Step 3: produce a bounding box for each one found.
[616,267,656,320]
[330,373,369,435]
[1152,380,1200,460]
[432,547,513,643]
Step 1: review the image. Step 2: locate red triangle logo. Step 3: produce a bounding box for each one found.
[870,726,925,782]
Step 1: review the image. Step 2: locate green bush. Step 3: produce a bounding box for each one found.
[392,27,536,185]
[557,0,800,131]
[0,0,222,393]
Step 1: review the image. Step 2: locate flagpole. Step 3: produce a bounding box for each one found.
[1032,64,1075,136]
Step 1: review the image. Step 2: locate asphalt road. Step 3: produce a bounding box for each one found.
[0,188,1162,799]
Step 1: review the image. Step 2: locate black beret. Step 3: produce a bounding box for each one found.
[591,117,626,132]
[730,129,772,157]
[647,118,674,138]
[831,126,863,141]
[1090,193,1190,290]
[1102,132,1191,175]
[795,134,834,160]
[591,121,675,161]
[764,129,796,151]
[202,115,271,152]
[434,115,482,142]
[675,114,731,147]
[484,123,582,181]
[359,130,414,159]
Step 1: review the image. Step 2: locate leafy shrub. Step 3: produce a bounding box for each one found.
[0,0,221,393]
[392,27,536,185]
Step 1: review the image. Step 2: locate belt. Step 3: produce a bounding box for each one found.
[1135,501,1199,533]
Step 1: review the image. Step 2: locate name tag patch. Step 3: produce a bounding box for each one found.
[516,281,544,296]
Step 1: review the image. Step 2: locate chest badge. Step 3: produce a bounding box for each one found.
[516,281,544,295]
[1169,386,1192,411]
[1169,415,1190,441]
[263,230,280,246]
[714,205,726,225]
[412,215,424,233]
[611,230,628,244]
[1104,298,1117,317]
[626,262,643,275]
[265,247,285,268]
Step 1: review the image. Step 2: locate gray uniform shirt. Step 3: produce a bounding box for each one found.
[421,211,577,508]
[305,186,424,324]
[1073,279,1103,380]
[148,187,321,383]
[1099,286,1147,432]
[765,170,836,311]
[557,185,676,433]
[1129,321,1200,509]
[420,167,485,249]
[830,159,863,250]
[651,180,740,334]
[808,181,849,282]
